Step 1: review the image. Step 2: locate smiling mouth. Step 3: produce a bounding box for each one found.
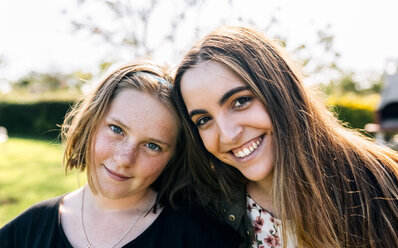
[232,136,263,158]
[104,166,132,181]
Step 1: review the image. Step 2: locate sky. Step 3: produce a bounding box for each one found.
[0,0,397,87]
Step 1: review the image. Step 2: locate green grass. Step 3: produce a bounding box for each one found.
[0,137,86,227]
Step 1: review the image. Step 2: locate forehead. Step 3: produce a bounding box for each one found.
[180,61,246,107]
[106,89,178,143]
[182,61,244,87]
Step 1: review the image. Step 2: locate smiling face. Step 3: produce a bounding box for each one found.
[180,61,274,185]
[92,89,178,199]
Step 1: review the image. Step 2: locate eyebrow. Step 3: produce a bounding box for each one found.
[110,118,171,148]
[189,109,208,119]
[112,118,130,131]
[188,85,250,119]
[219,86,250,105]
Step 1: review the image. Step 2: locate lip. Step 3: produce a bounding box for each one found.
[103,166,132,181]
[229,134,265,162]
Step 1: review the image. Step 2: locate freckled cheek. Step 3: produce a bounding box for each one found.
[93,131,115,164]
[139,156,170,180]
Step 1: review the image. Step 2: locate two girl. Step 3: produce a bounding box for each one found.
[2,25,398,248]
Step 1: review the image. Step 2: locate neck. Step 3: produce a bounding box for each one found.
[84,185,156,212]
[80,185,157,248]
[247,169,275,214]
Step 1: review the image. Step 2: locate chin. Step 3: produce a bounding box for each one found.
[243,174,266,182]
[242,166,273,182]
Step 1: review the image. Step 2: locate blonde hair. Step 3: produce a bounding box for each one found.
[173,26,398,247]
[61,60,182,206]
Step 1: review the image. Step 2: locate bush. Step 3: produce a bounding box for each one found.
[330,104,375,129]
[0,101,73,139]
[0,93,380,138]
[327,93,379,129]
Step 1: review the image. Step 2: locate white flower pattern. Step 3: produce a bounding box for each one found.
[247,195,282,248]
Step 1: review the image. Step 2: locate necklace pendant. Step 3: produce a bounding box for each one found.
[87,243,94,248]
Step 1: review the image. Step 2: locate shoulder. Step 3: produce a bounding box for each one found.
[2,195,62,226]
[28,195,63,211]
[162,205,244,247]
[0,195,64,247]
[16,195,62,221]
[220,191,254,247]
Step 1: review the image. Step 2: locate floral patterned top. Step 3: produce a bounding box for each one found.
[247,195,282,248]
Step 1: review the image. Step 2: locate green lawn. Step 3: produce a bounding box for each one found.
[0,137,86,227]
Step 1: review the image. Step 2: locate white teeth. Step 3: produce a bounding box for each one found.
[233,138,262,158]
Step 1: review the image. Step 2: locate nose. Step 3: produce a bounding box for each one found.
[216,115,242,145]
[113,141,137,167]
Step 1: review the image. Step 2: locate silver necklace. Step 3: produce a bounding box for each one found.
[81,186,154,248]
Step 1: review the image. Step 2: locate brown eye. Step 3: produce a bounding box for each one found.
[195,116,212,128]
[233,96,252,108]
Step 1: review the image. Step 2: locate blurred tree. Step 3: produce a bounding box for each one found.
[340,74,358,93]
[13,72,65,92]
[367,77,382,94]
[293,25,341,84]
[69,70,93,89]
[63,0,207,59]
[324,73,357,95]
[11,70,90,94]
[322,71,382,96]
[63,0,342,87]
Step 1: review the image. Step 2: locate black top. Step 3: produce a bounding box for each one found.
[0,196,242,248]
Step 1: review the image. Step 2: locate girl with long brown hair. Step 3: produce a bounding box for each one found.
[172,25,398,247]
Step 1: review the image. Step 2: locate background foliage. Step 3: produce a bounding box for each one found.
[327,93,379,130]
[0,101,73,139]
[0,138,85,227]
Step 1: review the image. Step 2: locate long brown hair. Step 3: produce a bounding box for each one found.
[173,26,398,247]
[61,59,185,208]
